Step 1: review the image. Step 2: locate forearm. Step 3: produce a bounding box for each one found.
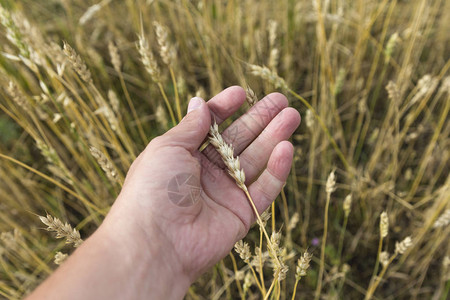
[27,213,190,300]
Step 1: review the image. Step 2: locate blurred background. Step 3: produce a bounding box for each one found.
[0,0,449,299]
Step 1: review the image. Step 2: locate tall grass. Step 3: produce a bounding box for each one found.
[0,0,449,299]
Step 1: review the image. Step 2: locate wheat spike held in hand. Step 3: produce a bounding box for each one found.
[208,122,282,271]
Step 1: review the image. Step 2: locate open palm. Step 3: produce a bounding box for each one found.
[111,86,301,281]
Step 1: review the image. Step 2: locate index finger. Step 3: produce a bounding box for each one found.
[206,86,246,124]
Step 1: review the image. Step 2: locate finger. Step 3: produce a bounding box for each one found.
[203,92,288,167]
[248,141,294,217]
[158,98,211,152]
[240,107,300,183]
[207,86,246,124]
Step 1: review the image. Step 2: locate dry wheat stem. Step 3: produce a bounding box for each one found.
[368,212,389,297]
[152,21,181,121]
[366,236,412,299]
[137,32,176,124]
[315,170,336,300]
[108,42,121,73]
[364,252,397,300]
[106,39,146,144]
[263,270,280,300]
[229,252,245,298]
[0,153,103,213]
[287,88,351,172]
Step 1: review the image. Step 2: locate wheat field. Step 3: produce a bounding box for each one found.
[0,0,449,299]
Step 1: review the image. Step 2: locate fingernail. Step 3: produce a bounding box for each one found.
[187,97,203,113]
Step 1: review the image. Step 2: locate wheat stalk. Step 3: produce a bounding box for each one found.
[367,211,390,294]
[366,236,413,299]
[315,170,336,300]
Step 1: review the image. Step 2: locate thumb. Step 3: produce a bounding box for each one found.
[161,97,211,152]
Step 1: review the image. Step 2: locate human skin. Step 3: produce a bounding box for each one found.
[27,86,301,299]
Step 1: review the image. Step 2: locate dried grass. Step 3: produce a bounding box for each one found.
[0,0,448,299]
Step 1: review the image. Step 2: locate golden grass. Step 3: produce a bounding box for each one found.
[0,0,449,299]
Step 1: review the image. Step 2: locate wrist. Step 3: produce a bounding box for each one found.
[99,206,191,299]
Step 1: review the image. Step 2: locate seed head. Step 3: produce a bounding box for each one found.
[108,41,122,72]
[89,146,119,183]
[343,194,352,217]
[54,252,68,265]
[137,34,160,82]
[270,231,282,255]
[209,122,247,190]
[395,236,412,255]
[245,86,258,106]
[433,209,450,228]
[260,210,271,228]
[380,251,390,267]
[296,251,312,280]
[243,272,253,292]
[234,240,251,263]
[326,170,336,194]
[79,3,101,25]
[267,20,278,47]
[39,214,83,247]
[385,32,399,61]
[288,212,300,231]
[386,81,400,103]
[276,261,289,282]
[63,42,92,84]
[305,109,314,128]
[108,89,120,113]
[153,21,176,67]
[380,211,389,238]
[249,64,287,90]
[7,81,30,111]
[334,68,346,95]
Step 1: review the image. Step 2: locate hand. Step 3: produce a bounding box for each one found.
[28,86,300,300]
[110,85,300,278]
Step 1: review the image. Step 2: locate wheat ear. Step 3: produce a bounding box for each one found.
[209,122,282,270]
[39,214,83,247]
